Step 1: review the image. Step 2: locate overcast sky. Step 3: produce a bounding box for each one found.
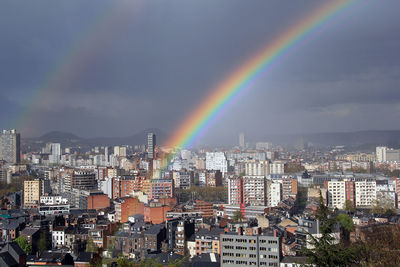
[0,0,399,143]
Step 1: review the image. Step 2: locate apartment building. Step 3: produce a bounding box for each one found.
[24,179,41,208]
[243,176,267,206]
[228,177,243,205]
[220,229,281,266]
[355,179,376,207]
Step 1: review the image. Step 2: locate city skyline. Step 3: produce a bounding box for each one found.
[0,0,399,143]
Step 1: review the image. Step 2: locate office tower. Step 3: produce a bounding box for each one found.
[0,129,20,164]
[239,133,245,149]
[147,133,156,159]
[48,143,61,164]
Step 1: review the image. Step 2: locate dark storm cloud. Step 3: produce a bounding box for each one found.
[0,0,399,141]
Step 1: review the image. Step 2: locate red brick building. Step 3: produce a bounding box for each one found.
[194,200,213,218]
[114,197,144,223]
[87,193,110,210]
[144,204,172,224]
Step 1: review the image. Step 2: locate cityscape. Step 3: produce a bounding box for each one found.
[1,1,400,267]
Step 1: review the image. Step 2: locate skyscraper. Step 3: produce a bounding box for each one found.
[0,129,20,164]
[239,132,245,149]
[147,133,156,159]
[48,143,61,164]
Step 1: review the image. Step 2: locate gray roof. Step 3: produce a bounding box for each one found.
[196,227,225,239]
[145,224,163,235]
[0,252,18,267]
[281,256,310,264]
[20,227,39,236]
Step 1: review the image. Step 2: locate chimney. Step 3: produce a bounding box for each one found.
[273,228,278,237]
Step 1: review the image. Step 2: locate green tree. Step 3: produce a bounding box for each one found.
[138,258,163,267]
[38,233,47,252]
[337,214,354,232]
[117,255,132,267]
[14,236,32,254]
[168,256,188,267]
[232,210,245,222]
[86,237,97,253]
[344,200,355,214]
[303,197,362,266]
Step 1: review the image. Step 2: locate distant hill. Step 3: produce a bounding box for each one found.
[37,131,82,142]
[22,129,400,151]
[251,130,400,150]
[22,128,166,149]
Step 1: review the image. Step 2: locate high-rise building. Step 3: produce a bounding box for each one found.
[147,133,156,159]
[228,177,243,205]
[104,146,110,165]
[48,143,61,164]
[0,129,20,164]
[269,182,282,207]
[206,152,228,174]
[355,179,376,207]
[243,176,267,206]
[64,170,97,192]
[24,179,42,208]
[376,146,387,162]
[239,133,245,149]
[282,176,298,200]
[245,160,269,177]
[113,146,127,157]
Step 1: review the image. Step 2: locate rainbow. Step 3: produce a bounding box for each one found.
[162,0,357,165]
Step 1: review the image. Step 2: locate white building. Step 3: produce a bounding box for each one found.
[206,152,228,174]
[376,146,387,162]
[40,195,68,205]
[269,182,282,207]
[270,161,285,175]
[355,179,376,207]
[52,227,66,248]
[327,180,346,209]
[245,160,269,177]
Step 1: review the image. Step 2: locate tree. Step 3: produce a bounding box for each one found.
[168,256,188,267]
[86,237,97,253]
[344,200,355,214]
[232,210,244,222]
[116,255,132,267]
[303,197,362,266]
[371,194,396,215]
[38,233,47,253]
[14,236,32,254]
[138,258,163,267]
[337,213,354,245]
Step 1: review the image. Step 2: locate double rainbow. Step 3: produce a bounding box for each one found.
[161,0,357,167]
